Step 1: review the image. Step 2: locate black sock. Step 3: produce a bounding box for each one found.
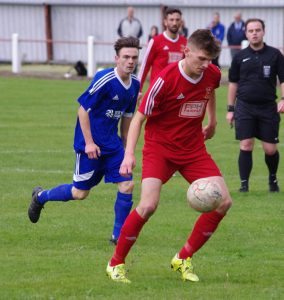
[265,151,279,182]
[238,150,253,186]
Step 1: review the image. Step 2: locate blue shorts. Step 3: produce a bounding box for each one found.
[72,149,132,190]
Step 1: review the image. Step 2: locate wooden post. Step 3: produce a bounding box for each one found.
[44,4,53,62]
[160,5,166,31]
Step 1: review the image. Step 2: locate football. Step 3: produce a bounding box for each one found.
[187,178,223,212]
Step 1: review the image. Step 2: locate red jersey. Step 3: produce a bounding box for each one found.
[138,61,221,153]
[138,32,187,91]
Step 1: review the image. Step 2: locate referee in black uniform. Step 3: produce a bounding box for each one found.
[226,18,284,192]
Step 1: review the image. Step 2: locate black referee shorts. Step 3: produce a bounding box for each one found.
[234,100,280,143]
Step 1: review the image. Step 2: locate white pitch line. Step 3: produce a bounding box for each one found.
[0,149,72,154]
[0,167,142,177]
[0,168,71,174]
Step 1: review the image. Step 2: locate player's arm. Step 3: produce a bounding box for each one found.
[78,105,101,159]
[120,116,132,148]
[226,82,238,126]
[117,20,123,37]
[119,111,146,177]
[121,85,140,146]
[277,82,284,113]
[276,50,284,113]
[137,20,143,38]
[203,91,217,140]
[121,74,164,174]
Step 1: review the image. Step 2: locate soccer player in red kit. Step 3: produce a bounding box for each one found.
[138,7,187,92]
[107,29,233,283]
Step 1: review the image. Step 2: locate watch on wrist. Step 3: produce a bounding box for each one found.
[227,105,235,112]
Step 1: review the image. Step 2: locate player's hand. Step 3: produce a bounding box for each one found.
[203,124,216,140]
[277,99,284,113]
[85,143,101,159]
[226,112,235,128]
[119,153,136,177]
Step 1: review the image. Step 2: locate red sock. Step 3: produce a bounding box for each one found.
[110,209,147,266]
[179,211,225,259]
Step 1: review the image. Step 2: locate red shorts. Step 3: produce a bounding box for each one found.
[142,141,222,184]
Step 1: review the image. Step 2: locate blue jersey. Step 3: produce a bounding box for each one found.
[210,22,225,43]
[74,67,140,154]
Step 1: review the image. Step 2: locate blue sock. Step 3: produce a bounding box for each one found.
[37,184,74,204]
[112,192,133,239]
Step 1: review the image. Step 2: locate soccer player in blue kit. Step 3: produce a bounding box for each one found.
[28,37,141,245]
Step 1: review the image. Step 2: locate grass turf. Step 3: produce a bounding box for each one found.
[0,77,283,299]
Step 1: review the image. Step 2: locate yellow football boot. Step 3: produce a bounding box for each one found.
[106,263,131,283]
[171,254,199,282]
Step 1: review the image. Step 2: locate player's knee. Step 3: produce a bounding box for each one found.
[137,202,157,219]
[240,140,253,151]
[224,197,233,210]
[241,145,253,151]
[264,148,277,156]
[218,196,232,214]
[72,188,89,200]
[118,180,134,194]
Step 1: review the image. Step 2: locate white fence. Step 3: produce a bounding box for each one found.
[1,2,284,73]
[6,33,284,78]
[6,34,108,78]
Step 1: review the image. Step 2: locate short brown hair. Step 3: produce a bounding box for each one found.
[114,37,141,55]
[188,29,221,59]
[164,7,182,17]
[245,18,265,31]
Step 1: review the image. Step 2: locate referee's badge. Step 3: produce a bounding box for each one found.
[263,65,271,78]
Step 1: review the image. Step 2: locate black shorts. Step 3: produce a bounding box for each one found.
[234,100,280,143]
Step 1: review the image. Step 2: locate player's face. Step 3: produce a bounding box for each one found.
[246,21,265,47]
[115,47,139,76]
[184,46,213,78]
[164,13,182,35]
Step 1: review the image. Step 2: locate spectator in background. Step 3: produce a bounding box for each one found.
[227,11,246,59]
[179,18,189,38]
[148,25,159,42]
[117,6,143,39]
[138,7,187,92]
[117,6,143,75]
[207,12,225,68]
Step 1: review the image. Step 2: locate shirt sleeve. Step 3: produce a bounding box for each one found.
[138,38,156,92]
[276,50,284,83]
[227,24,232,44]
[215,67,222,88]
[137,19,143,38]
[117,19,123,37]
[228,55,241,83]
[138,76,165,116]
[77,73,106,111]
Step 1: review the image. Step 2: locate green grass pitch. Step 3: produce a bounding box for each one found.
[0,77,283,299]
